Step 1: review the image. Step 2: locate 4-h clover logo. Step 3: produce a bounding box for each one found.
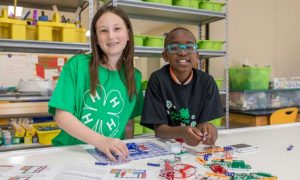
[81,85,124,137]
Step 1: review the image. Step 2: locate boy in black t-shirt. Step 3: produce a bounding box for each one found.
[141,27,224,146]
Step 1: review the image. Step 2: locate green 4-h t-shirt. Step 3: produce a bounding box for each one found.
[48,54,143,146]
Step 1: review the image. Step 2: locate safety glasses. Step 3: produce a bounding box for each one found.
[166,43,198,53]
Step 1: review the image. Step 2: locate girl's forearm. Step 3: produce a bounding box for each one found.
[54,109,106,147]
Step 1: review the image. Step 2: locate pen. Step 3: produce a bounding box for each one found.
[95,162,108,165]
[147,163,160,167]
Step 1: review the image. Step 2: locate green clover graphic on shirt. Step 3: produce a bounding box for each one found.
[81,85,124,137]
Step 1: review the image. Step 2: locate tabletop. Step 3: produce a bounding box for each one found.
[0,123,299,179]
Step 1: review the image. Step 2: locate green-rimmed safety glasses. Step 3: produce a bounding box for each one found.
[166,43,198,53]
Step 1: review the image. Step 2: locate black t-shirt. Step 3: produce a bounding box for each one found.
[141,64,224,129]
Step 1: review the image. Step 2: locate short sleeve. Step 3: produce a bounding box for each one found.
[129,84,144,119]
[198,77,224,122]
[140,75,168,129]
[48,57,77,115]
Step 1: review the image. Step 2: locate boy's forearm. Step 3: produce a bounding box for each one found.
[154,124,186,139]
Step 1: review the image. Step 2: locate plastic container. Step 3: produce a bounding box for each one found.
[75,28,87,43]
[199,1,225,12]
[229,89,300,110]
[198,40,224,50]
[32,122,60,145]
[215,79,223,89]
[173,0,199,9]
[143,0,172,5]
[134,123,144,135]
[229,67,271,90]
[134,35,146,46]
[143,127,154,134]
[211,117,222,127]
[26,25,37,40]
[0,8,27,40]
[36,13,76,42]
[144,36,164,47]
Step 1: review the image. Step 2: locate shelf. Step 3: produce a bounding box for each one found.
[134,46,226,58]
[0,143,50,152]
[116,0,226,25]
[0,39,90,54]
[0,92,51,102]
[1,0,88,12]
[0,102,49,118]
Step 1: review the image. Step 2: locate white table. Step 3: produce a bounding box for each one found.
[1,123,299,179]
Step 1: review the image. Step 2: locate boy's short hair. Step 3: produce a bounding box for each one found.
[164,27,197,48]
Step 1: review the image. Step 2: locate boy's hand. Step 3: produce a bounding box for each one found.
[197,123,218,145]
[95,137,129,162]
[183,126,203,146]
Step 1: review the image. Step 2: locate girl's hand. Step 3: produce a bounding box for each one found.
[197,123,218,145]
[183,126,203,146]
[95,137,129,162]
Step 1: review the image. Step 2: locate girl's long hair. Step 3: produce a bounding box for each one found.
[90,5,136,100]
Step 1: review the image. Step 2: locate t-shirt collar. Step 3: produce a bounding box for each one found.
[169,67,193,85]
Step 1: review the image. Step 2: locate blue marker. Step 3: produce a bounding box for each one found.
[287,145,294,151]
[147,163,160,167]
[95,162,108,165]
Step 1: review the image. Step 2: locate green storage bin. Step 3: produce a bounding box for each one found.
[215,79,223,89]
[134,35,146,46]
[198,40,224,51]
[173,0,199,9]
[211,117,222,127]
[143,0,172,5]
[199,1,225,12]
[134,123,144,136]
[144,36,164,47]
[229,67,271,90]
[143,127,154,134]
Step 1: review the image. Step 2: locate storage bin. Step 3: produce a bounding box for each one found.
[32,122,60,145]
[143,0,172,5]
[199,1,225,12]
[144,36,164,47]
[211,117,223,127]
[36,13,76,42]
[198,40,224,51]
[134,35,146,46]
[229,67,271,90]
[26,25,37,40]
[215,79,223,89]
[134,123,144,135]
[173,0,199,9]
[75,28,87,43]
[229,89,300,110]
[0,8,27,40]
[143,127,154,134]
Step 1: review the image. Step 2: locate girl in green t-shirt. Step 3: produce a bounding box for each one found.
[48,4,143,162]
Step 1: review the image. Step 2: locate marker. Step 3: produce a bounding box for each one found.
[95,162,108,165]
[287,145,294,151]
[147,163,160,167]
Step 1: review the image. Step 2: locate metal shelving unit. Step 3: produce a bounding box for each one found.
[0,39,90,54]
[112,0,229,128]
[0,0,92,54]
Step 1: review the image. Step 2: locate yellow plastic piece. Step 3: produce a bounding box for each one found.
[21,123,36,136]
[24,136,33,144]
[270,107,298,125]
[37,13,76,42]
[12,123,25,137]
[32,122,60,145]
[75,28,87,43]
[26,25,37,40]
[0,8,26,40]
